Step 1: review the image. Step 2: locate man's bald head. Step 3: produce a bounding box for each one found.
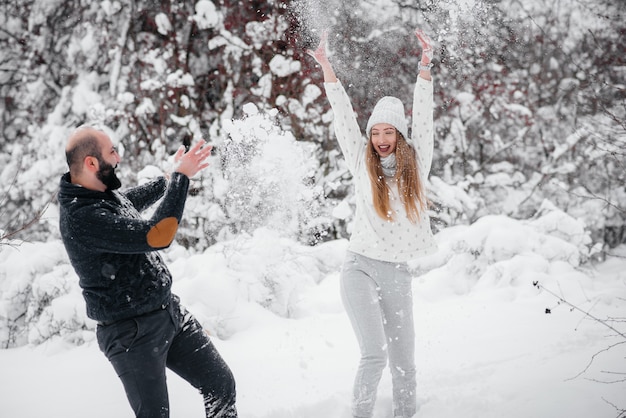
[65,126,106,176]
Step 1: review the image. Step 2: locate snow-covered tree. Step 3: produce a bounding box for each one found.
[0,0,624,247]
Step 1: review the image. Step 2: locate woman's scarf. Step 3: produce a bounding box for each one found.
[380,153,397,178]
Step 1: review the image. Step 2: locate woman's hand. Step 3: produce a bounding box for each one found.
[415,29,434,80]
[307,30,330,65]
[414,29,434,64]
[307,30,338,83]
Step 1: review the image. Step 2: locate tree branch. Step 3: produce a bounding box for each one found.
[0,191,56,243]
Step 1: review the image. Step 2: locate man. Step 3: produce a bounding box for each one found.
[58,125,237,418]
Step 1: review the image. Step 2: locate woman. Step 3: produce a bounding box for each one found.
[308,29,437,418]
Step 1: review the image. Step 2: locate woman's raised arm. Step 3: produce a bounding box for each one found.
[307,30,338,83]
[415,29,434,81]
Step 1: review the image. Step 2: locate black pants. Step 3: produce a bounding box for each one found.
[96,296,237,418]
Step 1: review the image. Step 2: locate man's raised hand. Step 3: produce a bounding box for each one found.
[174,140,212,179]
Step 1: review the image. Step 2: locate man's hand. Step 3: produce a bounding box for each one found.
[173,140,212,179]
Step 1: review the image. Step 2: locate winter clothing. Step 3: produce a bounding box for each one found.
[366,96,409,140]
[324,73,436,418]
[324,76,437,263]
[380,153,397,177]
[58,171,237,418]
[58,172,188,323]
[96,295,237,418]
[341,251,417,418]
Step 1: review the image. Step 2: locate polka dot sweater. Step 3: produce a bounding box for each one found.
[324,76,437,263]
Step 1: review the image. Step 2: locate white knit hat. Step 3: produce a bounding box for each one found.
[365,96,408,140]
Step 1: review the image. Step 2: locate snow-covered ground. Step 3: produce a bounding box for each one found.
[1,0,623,416]
[1,213,625,418]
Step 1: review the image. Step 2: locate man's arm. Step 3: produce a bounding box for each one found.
[68,140,212,254]
[123,177,167,212]
[69,172,189,254]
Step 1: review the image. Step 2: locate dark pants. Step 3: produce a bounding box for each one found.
[96,296,237,418]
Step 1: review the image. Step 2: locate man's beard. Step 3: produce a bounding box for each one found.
[96,159,122,191]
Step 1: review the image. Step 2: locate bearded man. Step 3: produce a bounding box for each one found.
[58,125,237,418]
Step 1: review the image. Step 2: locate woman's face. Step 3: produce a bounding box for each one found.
[370,123,397,157]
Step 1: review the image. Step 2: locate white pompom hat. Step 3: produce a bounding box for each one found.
[365,96,408,140]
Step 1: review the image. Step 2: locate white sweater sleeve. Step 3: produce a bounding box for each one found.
[324,81,365,174]
[411,76,434,178]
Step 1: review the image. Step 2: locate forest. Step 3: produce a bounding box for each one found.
[1,0,625,249]
[0,0,625,346]
[1,3,626,416]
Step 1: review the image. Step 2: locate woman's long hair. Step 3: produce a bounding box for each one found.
[366,131,427,223]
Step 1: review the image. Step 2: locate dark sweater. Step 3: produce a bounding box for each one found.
[58,172,190,322]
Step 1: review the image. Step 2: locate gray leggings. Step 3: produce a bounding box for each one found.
[340,251,416,418]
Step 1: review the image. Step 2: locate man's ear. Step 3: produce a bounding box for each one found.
[84,156,99,173]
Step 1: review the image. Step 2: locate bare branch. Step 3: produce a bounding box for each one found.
[565,341,626,382]
[534,281,626,340]
[1,187,56,244]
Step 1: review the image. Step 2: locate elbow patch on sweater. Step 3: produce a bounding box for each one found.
[146,217,178,248]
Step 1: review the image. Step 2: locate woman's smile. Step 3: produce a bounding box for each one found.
[371,123,397,156]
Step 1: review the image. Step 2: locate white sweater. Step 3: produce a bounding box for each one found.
[325,76,437,263]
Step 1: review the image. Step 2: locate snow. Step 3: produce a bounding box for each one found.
[100,0,122,17]
[246,17,291,49]
[165,70,195,88]
[1,98,624,412]
[2,1,625,416]
[1,217,625,417]
[155,12,173,36]
[193,0,220,30]
[269,55,302,78]
[70,72,103,117]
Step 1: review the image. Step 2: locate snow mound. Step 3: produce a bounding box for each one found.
[410,201,593,300]
[169,229,347,339]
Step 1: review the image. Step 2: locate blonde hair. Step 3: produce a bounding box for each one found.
[366,132,427,223]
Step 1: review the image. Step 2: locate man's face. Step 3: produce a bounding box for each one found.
[96,157,122,191]
[95,133,122,191]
